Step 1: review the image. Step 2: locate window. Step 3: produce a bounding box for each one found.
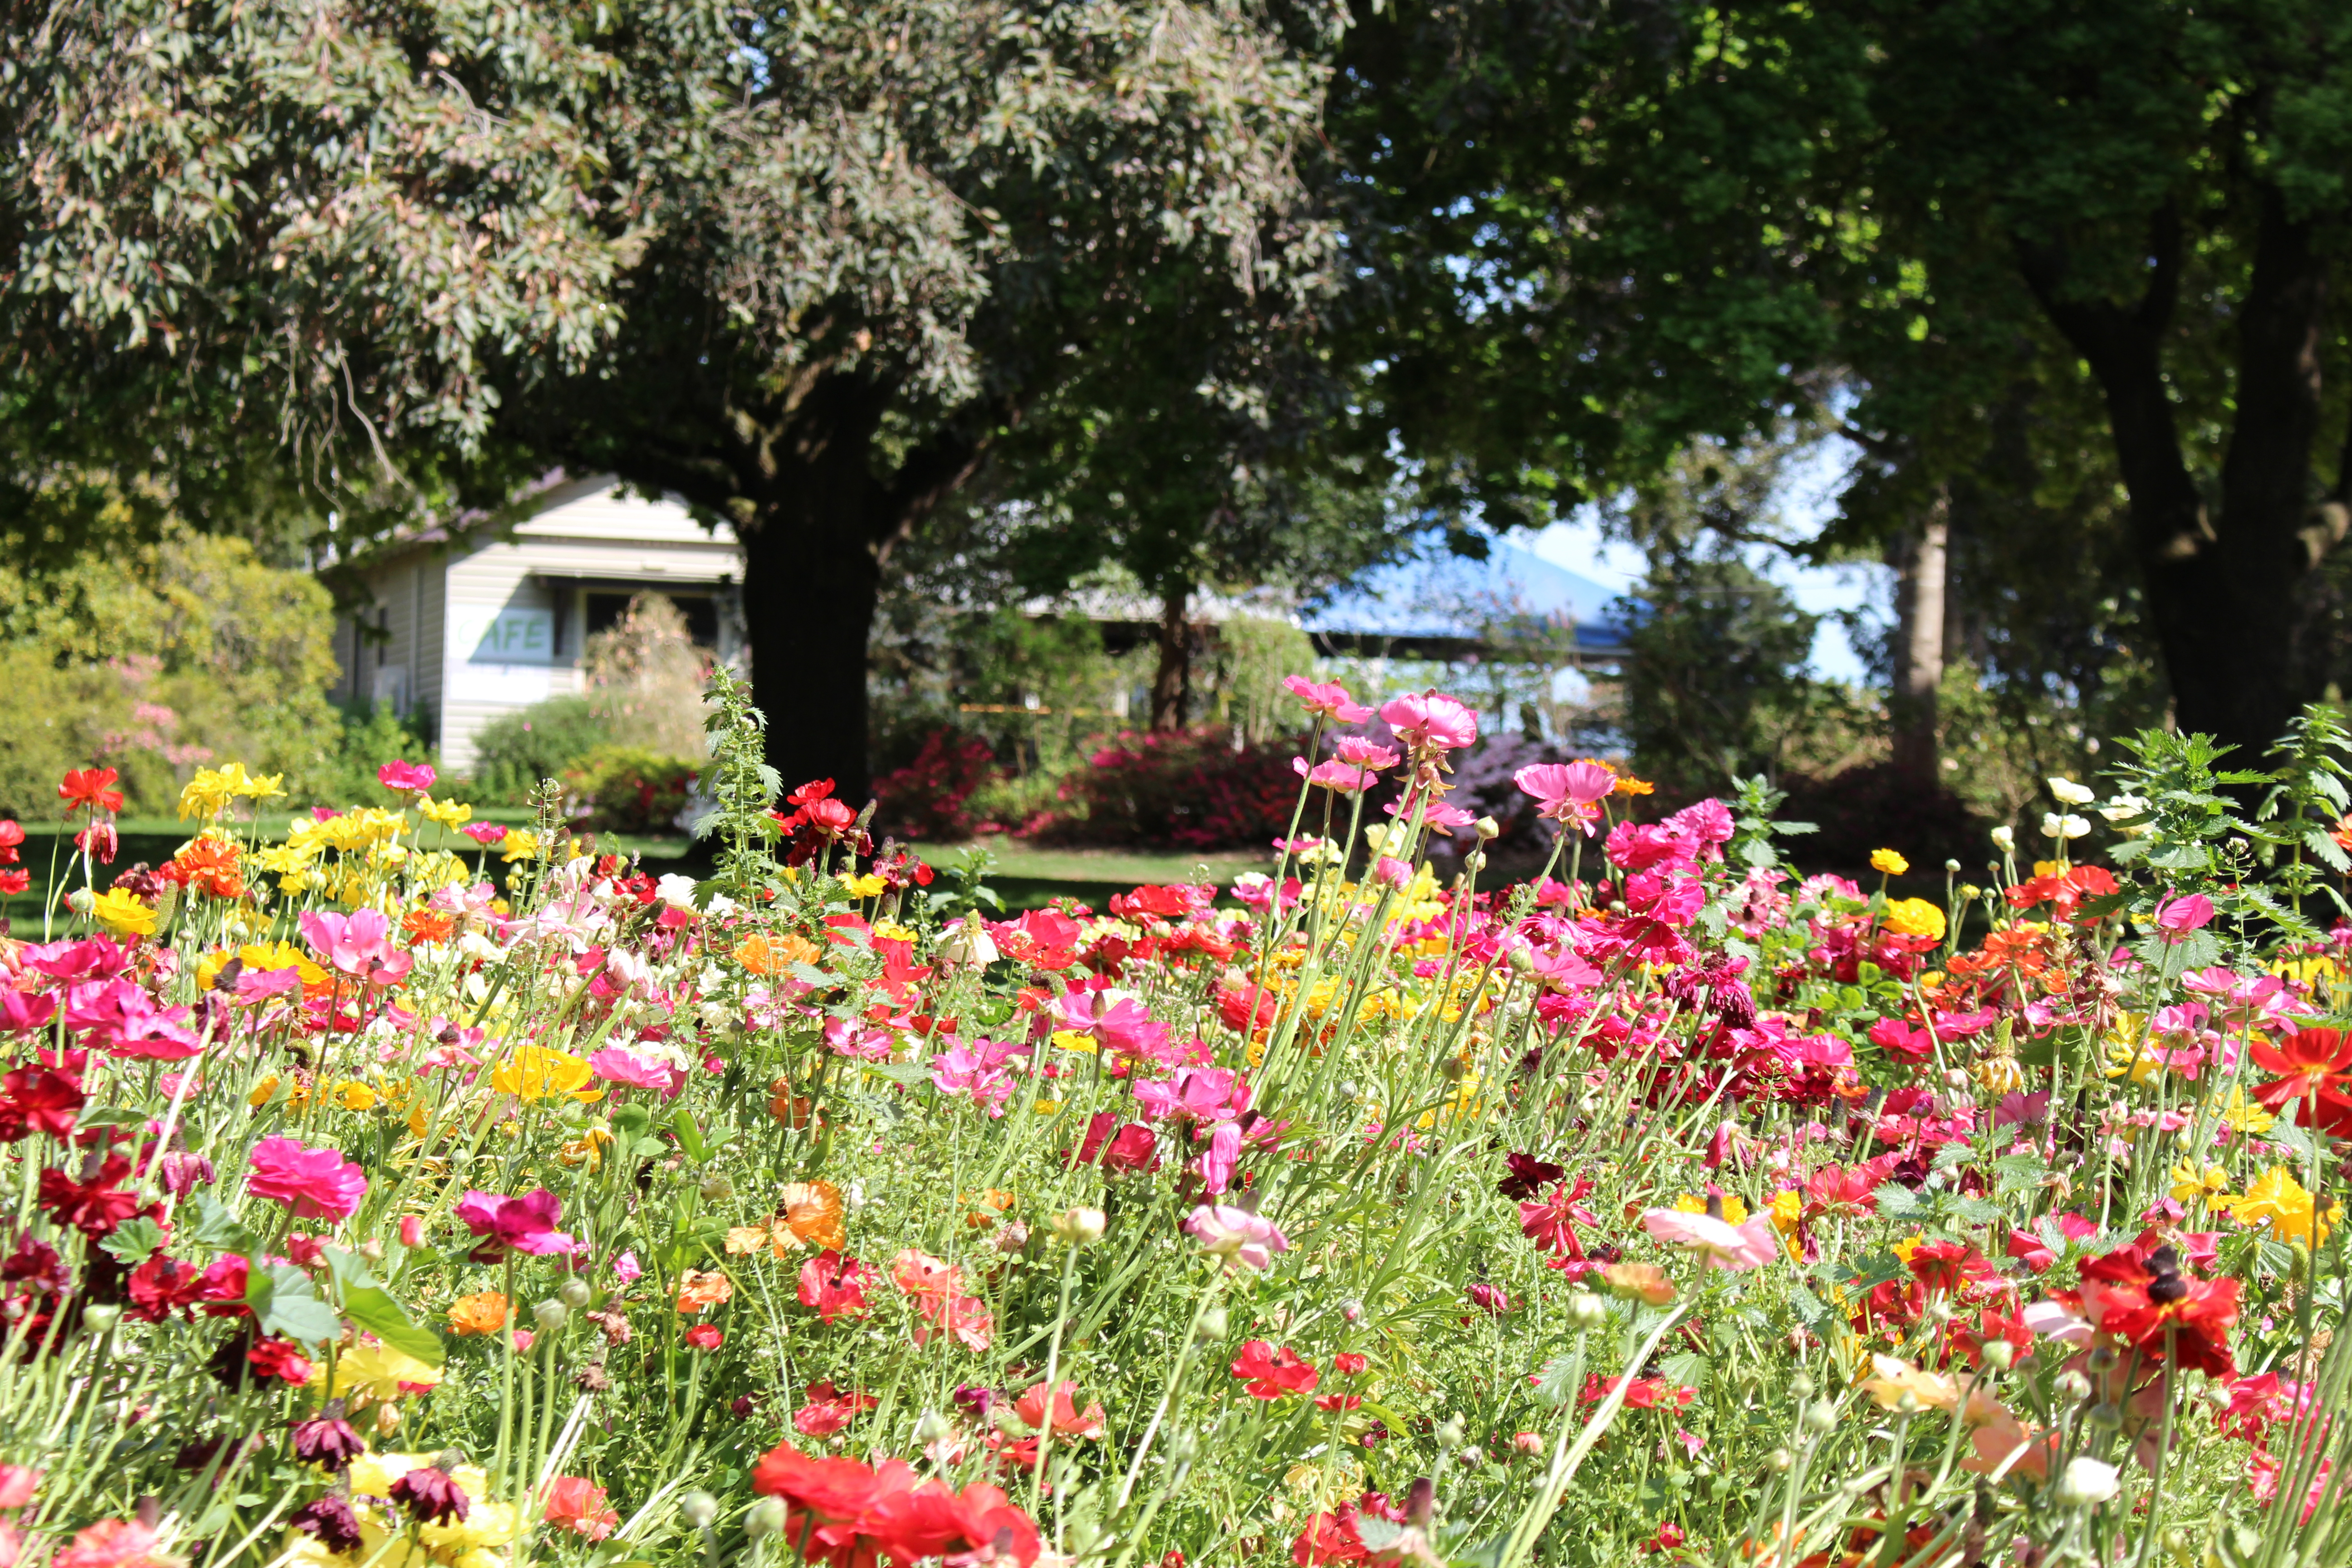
[583,591,720,648]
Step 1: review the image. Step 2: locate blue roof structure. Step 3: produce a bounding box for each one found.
[1303,539,1633,658]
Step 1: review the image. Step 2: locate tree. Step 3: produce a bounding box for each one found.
[3,0,1338,803]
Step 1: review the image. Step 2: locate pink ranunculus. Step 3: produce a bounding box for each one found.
[1371,855,1412,889]
[460,822,510,846]
[1380,691,1479,753]
[1197,1121,1244,1195]
[1332,736,1402,769]
[1185,1202,1290,1271]
[1292,757,1382,794]
[2155,892,2215,936]
[1282,676,1372,724]
[1514,761,1618,831]
[587,1047,686,1098]
[298,908,413,986]
[246,1137,367,1221]
[455,1187,576,1257]
[377,760,437,794]
[1640,1206,1779,1272]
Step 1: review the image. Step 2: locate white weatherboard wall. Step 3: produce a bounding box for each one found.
[332,476,743,775]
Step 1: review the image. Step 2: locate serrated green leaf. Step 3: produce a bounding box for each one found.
[98,1215,167,1264]
[186,1194,255,1253]
[1872,1182,1919,1217]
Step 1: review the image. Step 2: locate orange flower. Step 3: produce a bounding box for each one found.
[779,1181,847,1250]
[1612,773,1655,798]
[447,1291,511,1336]
[676,1269,734,1314]
[401,909,457,945]
[767,1078,817,1128]
[964,1188,1016,1229]
[169,838,244,899]
[734,930,821,977]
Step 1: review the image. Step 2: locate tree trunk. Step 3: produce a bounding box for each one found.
[2017,194,2334,757]
[739,500,884,808]
[1888,491,1948,778]
[1150,584,1192,730]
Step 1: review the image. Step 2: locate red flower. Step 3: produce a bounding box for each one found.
[1578,1374,1696,1411]
[0,1067,83,1142]
[2078,1242,2240,1378]
[58,769,123,815]
[798,1251,874,1323]
[126,1254,216,1322]
[1292,1508,1367,1566]
[543,1475,621,1540]
[1518,1177,1597,1257]
[1230,1340,1320,1399]
[0,820,21,866]
[247,1337,317,1384]
[794,1380,879,1438]
[750,1443,1041,1568]
[684,1324,724,1351]
[1332,1352,1368,1375]
[2249,1027,2352,1133]
[38,1155,144,1238]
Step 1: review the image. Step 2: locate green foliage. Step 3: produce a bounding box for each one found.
[1620,549,1822,799]
[564,745,701,836]
[312,701,440,814]
[466,697,612,805]
[0,529,339,816]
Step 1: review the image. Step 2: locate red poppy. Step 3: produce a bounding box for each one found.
[2077,1242,2239,1379]
[2249,1028,2352,1132]
[797,1251,874,1323]
[2004,864,2117,919]
[1230,1341,1319,1399]
[0,1067,83,1143]
[58,769,123,815]
[749,1443,1040,1568]
[0,820,22,865]
[1578,1373,1696,1411]
[38,1155,146,1238]
[1518,1177,1597,1257]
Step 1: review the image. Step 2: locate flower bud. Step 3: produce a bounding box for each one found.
[1512,1431,1544,1456]
[1563,1291,1607,1332]
[1800,1401,1837,1434]
[533,1299,569,1333]
[1475,817,1500,842]
[1789,1373,1816,1400]
[1945,859,1961,873]
[1195,1306,1229,1342]
[2054,1371,2092,1404]
[679,1490,720,1528]
[1341,1299,1363,1323]
[745,1498,789,1540]
[1979,1340,2015,1372]
[2086,1401,2122,1431]
[912,1410,953,1444]
[82,1303,121,1334]
[2053,1455,2119,1508]
[1455,1446,1484,1467]
[1435,1417,1466,1447]
[1764,1447,1795,1474]
[1050,1206,1107,1247]
[559,1278,593,1309]
[1506,946,1535,975]
[358,1239,385,1263]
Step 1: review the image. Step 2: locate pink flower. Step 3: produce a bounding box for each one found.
[377,760,437,794]
[1054,990,1173,1062]
[1292,758,1382,794]
[2156,892,2215,937]
[1132,1066,1250,1124]
[1513,761,1617,832]
[1640,1207,1779,1271]
[1185,1202,1290,1271]
[455,1188,576,1258]
[1333,737,1401,769]
[1197,1122,1244,1194]
[1283,677,1372,724]
[587,1047,685,1098]
[1380,691,1478,753]
[298,909,413,986]
[51,1518,176,1568]
[1372,856,1412,888]
[460,822,510,846]
[245,1137,367,1221]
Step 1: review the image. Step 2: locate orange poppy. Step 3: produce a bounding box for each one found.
[734,930,822,977]
[676,1269,734,1313]
[447,1291,511,1335]
[402,909,457,945]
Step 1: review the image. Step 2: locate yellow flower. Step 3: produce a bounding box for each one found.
[87,887,157,936]
[1882,898,1946,942]
[499,829,539,863]
[177,762,285,819]
[2225,1167,2337,1246]
[330,1080,380,1112]
[1049,1030,1098,1055]
[417,795,474,828]
[872,920,917,943]
[1869,848,1910,877]
[2170,1161,2229,1206]
[839,872,887,898]
[1767,1190,1803,1234]
[2221,1088,2276,1135]
[491,1045,601,1104]
[1672,1192,1749,1224]
[311,1345,442,1405]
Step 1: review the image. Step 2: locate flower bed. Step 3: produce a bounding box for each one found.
[0,672,2344,1566]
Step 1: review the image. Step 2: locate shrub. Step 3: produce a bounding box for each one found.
[564,743,701,833]
[469,695,612,804]
[1041,726,1301,849]
[873,730,1000,840]
[1780,760,1986,877]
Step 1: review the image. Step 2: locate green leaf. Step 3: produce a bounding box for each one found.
[671,1107,710,1161]
[1657,1349,1708,1391]
[1871,1182,1919,1217]
[186,1194,255,1254]
[98,1215,167,1264]
[323,1247,444,1364]
[248,1262,341,1345]
[75,1106,148,1132]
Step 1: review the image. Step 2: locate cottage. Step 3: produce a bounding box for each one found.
[329,475,743,773]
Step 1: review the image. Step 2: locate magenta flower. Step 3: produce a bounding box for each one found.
[298,909,413,986]
[2155,892,2215,938]
[460,822,510,846]
[1281,676,1372,724]
[1185,1202,1290,1271]
[1514,761,1617,832]
[1380,691,1478,753]
[1333,736,1401,768]
[587,1047,685,1098]
[1132,1066,1250,1124]
[1292,757,1382,794]
[455,1188,576,1258]
[1196,1122,1243,1195]
[247,1137,368,1221]
[377,760,437,794]
[1054,990,1172,1061]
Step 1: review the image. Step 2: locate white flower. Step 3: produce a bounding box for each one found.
[2053,1455,2119,1507]
[2097,792,2146,823]
[1990,825,2016,853]
[2047,776,2096,807]
[654,872,701,911]
[2042,813,2092,841]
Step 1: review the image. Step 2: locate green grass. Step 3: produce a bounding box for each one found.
[905,838,1268,887]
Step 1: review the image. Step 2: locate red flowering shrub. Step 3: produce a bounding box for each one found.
[873,730,1001,840]
[1039,726,1300,849]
